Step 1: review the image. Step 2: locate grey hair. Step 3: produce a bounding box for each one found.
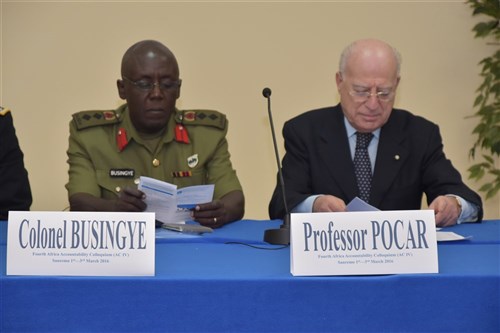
[338,40,402,76]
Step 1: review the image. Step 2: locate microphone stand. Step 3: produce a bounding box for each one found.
[262,88,290,245]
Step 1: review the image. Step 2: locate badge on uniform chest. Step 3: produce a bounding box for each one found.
[110,169,135,178]
[172,154,198,178]
[187,154,198,168]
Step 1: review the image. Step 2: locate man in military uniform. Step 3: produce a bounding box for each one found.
[0,106,32,220]
[66,40,244,227]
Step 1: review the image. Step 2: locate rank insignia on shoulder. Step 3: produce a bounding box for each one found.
[103,111,117,120]
[175,109,226,130]
[172,171,192,178]
[183,111,196,121]
[0,106,11,116]
[72,110,121,130]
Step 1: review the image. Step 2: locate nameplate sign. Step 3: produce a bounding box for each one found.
[290,210,438,276]
[6,211,156,276]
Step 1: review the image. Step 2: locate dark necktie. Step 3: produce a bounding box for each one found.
[354,132,374,202]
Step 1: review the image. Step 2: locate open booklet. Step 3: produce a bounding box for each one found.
[138,176,214,224]
[346,197,470,242]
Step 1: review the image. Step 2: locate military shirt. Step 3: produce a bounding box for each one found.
[66,104,242,201]
[0,107,32,219]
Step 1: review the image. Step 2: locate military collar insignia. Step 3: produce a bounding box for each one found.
[117,127,129,151]
[175,124,190,144]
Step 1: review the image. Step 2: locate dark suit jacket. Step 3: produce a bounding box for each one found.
[0,110,32,220]
[268,104,483,221]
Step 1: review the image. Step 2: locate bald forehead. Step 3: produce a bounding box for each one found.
[340,39,401,76]
[121,40,178,76]
[351,40,393,61]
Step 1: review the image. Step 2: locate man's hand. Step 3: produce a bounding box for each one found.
[191,200,225,228]
[312,195,347,213]
[114,187,147,212]
[69,187,146,212]
[191,190,244,228]
[429,195,461,227]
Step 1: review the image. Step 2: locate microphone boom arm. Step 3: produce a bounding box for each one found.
[262,88,290,245]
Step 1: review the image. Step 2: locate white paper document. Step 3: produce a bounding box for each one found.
[348,197,470,242]
[138,176,214,223]
[436,231,471,242]
[346,197,380,212]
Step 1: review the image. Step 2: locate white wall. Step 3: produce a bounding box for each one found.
[2,1,498,219]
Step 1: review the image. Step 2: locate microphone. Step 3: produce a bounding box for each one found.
[262,87,271,98]
[262,87,290,245]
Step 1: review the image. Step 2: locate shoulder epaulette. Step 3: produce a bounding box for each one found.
[174,109,226,130]
[0,106,11,116]
[72,110,122,130]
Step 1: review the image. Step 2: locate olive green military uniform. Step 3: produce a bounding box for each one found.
[66,104,242,201]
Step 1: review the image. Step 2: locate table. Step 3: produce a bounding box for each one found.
[1,219,499,332]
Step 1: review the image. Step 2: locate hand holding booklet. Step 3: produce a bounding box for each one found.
[138,176,214,224]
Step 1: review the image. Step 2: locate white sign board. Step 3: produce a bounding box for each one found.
[290,210,438,276]
[7,211,156,276]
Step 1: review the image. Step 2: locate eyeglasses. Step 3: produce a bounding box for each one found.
[348,90,395,103]
[122,76,182,92]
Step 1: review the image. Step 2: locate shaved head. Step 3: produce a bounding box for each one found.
[117,40,181,134]
[121,40,179,78]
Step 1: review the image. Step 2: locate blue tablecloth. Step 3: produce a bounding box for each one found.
[1,219,499,332]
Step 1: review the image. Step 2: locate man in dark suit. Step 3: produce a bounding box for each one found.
[269,39,482,227]
[0,106,32,220]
